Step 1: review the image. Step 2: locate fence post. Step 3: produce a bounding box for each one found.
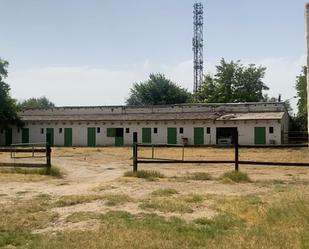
[152,144,154,159]
[234,130,239,171]
[46,133,52,169]
[133,132,138,172]
[182,144,185,161]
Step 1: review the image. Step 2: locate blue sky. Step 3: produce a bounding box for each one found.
[0,0,308,108]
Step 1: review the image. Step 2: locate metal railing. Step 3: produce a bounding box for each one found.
[132,132,309,173]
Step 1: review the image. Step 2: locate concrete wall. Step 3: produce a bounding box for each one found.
[0,119,283,146]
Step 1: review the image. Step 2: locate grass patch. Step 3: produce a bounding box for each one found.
[2,188,309,248]
[66,212,101,223]
[139,199,194,213]
[55,194,133,207]
[0,197,58,247]
[124,170,165,180]
[140,193,204,213]
[183,193,204,203]
[27,211,242,249]
[54,194,104,207]
[0,166,62,177]
[187,172,212,181]
[220,171,251,183]
[103,194,133,206]
[151,188,179,197]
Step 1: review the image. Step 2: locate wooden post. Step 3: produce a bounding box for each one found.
[152,144,154,159]
[234,129,239,171]
[46,133,52,169]
[182,145,185,161]
[133,132,138,172]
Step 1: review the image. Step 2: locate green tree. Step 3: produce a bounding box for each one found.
[0,58,21,128]
[293,67,307,131]
[196,58,269,103]
[126,73,192,105]
[18,96,55,110]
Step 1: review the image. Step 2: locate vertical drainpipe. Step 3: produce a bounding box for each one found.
[306,3,309,141]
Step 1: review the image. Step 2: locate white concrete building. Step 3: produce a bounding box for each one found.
[0,102,289,146]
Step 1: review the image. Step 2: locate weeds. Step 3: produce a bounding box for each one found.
[103,194,133,206]
[0,166,62,177]
[220,171,251,183]
[139,199,194,213]
[124,170,165,180]
[54,195,104,207]
[188,172,212,181]
[151,188,179,197]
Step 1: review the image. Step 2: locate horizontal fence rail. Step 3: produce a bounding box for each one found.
[132,133,309,172]
[0,133,52,168]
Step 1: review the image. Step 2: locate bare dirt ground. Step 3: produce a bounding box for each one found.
[1,147,309,233]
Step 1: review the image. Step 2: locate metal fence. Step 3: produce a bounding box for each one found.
[0,133,52,168]
[132,133,309,172]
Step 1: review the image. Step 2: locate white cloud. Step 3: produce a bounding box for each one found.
[7,55,305,111]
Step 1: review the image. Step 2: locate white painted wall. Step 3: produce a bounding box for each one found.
[0,119,283,146]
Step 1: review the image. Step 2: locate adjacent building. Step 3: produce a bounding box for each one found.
[0,102,289,146]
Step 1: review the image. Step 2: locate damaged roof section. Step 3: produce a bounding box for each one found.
[19,102,287,122]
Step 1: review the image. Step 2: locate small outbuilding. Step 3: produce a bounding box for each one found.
[0,102,289,146]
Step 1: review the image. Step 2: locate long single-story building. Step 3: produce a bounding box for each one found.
[0,102,289,146]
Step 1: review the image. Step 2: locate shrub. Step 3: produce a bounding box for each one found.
[188,172,212,181]
[0,166,62,177]
[124,170,164,179]
[151,188,179,197]
[220,171,251,183]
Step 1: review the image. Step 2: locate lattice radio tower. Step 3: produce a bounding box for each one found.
[192,2,204,93]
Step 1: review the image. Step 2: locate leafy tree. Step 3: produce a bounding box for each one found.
[196,58,269,103]
[293,67,307,131]
[18,96,55,110]
[0,58,21,128]
[126,73,192,105]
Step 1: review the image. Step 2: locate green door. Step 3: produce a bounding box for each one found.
[167,127,177,144]
[115,137,124,146]
[142,128,151,144]
[5,128,12,146]
[254,127,266,144]
[87,127,96,147]
[21,128,29,144]
[194,127,204,145]
[64,128,73,147]
[46,128,54,146]
[115,128,124,146]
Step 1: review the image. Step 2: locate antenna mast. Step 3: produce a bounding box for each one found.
[193,2,204,94]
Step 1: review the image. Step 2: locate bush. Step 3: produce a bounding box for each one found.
[151,188,179,197]
[0,166,62,177]
[188,172,212,181]
[220,171,251,183]
[124,170,164,179]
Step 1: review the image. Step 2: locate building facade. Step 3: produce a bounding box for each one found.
[0,102,289,146]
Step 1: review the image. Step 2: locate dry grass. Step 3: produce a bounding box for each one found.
[0,147,309,248]
[54,193,133,207]
[0,166,62,177]
[151,188,179,197]
[220,171,251,183]
[140,193,205,214]
[124,170,165,180]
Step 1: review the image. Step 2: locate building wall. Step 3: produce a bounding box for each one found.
[0,119,283,146]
